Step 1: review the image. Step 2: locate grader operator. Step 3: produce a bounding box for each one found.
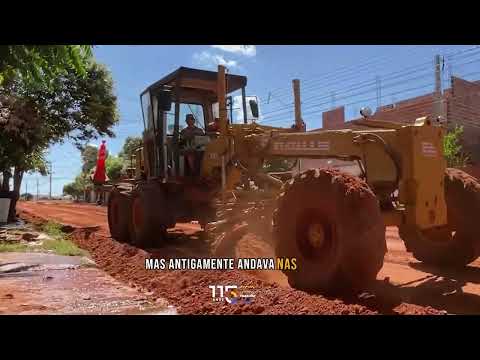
[108,65,480,293]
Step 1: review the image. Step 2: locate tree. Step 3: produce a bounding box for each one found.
[63,181,79,200]
[444,125,470,168]
[0,94,50,214]
[0,45,92,88]
[119,136,143,160]
[4,61,118,147]
[63,173,89,200]
[20,193,33,201]
[0,59,118,221]
[106,155,125,182]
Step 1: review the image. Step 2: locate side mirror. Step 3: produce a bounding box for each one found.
[249,99,259,118]
[157,90,172,111]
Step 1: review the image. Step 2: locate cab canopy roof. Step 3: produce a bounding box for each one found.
[144,67,247,99]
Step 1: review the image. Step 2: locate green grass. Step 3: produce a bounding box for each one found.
[41,238,88,256]
[40,221,88,256]
[0,221,88,256]
[0,242,30,253]
[41,221,66,238]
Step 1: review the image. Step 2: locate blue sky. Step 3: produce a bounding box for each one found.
[22,45,480,196]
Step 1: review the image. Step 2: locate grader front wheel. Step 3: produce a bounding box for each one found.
[107,188,131,243]
[399,168,480,267]
[273,168,386,294]
[128,184,168,249]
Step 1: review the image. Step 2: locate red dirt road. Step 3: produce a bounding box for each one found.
[17,200,480,314]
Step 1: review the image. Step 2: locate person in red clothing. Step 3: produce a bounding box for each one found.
[90,140,109,205]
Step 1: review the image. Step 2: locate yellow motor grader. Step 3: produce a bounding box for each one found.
[108,65,480,293]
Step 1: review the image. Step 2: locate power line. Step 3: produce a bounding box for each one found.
[261,72,436,119]
[261,45,424,98]
[261,46,480,107]
[260,52,480,121]
[257,45,479,106]
[259,82,436,124]
[259,45,452,103]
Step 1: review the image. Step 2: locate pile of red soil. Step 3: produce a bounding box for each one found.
[69,229,377,315]
[19,205,445,315]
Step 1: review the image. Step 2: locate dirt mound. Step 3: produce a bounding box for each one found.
[18,203,447,315]
[68,229,378,315]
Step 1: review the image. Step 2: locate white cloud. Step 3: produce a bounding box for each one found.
[193,51,238,69]
[211,45,256,57]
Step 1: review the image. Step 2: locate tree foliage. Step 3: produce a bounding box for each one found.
[4,61,118,147]
[0,45,93,88]
[63,174,88,200]
[119,136,143,160]
[0,49,118,221]
[444,125,470,168]
[1,60,118,172]
[21,193,33,201]
[106,155,125,182]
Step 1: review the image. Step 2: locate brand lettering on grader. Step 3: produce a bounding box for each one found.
[273,140,330,152]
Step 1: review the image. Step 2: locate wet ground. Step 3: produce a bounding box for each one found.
[0,223,176,315]
[16,200,480,315]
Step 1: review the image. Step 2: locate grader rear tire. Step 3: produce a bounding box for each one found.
[399,168,480,267]
[108,189,131,243]
[273,168,386,294]
[129,184,168,249]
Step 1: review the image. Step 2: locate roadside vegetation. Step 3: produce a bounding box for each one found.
[0,221,87,256]
[444,125,470,168]
[0,45,119,221]
[0,242,31,253]
[40,221,88,256]
[62,136,143,199]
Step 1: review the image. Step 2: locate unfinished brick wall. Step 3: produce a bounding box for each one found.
[450,77,480,99]
[317,76,480,164]
[322,106,345,129]
[370,97,439,124]
[447,77,480,162]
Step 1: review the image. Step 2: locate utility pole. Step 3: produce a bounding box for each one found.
[36,178,39,201]
[448,55,453,83]
[376,76,382,109]
[433,54,444,122]
[292,79,304,130]
[25,179,28,200]
[49,163,52,200]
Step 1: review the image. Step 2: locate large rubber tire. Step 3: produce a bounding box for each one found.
[399,168,480,267]
[107,188,131,243]
[273,168,386,294]
[129,183,168,249]
[199,204,217,230]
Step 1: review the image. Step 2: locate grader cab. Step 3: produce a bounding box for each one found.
[108,65,480,294]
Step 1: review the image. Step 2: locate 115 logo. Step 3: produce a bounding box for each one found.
[209,285,238,303]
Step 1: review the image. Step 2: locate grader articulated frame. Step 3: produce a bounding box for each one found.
[108,65,480,293]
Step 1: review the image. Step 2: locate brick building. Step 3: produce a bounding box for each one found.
[297,76,480,178]
[320,76,480,163]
